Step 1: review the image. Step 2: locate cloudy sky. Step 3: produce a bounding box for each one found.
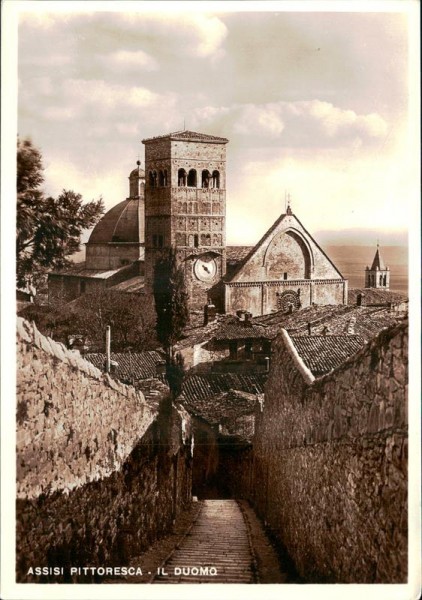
[16,3,416,245]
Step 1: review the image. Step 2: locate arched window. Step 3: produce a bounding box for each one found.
[212,170,220,189]
[148,171,155,187]
[163,169,168,186]
[202,170,211,188]
[383,274,387,286]
[178,169,187,187]
[379,274,383,286]
[187,169,197,187]
[158,170,165,186]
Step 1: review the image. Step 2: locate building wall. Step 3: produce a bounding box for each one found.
[16,318,192,582]
[253,322,408,583]
[225,279,346,316]
[86,243,144,270]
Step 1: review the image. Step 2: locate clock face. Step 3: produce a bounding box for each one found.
[194,256,217,283]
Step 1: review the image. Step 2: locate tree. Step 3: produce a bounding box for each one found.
[153,247,190,357]
[18,288,158,352]
[72,290,157,352]
[153,247,190,398]
[16,138,104,291]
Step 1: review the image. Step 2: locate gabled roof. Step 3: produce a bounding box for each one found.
[289,335,365,376]
[370,245,387,270]
[225,211,344,282]
[142,130,229,144]
[181,373,267,404]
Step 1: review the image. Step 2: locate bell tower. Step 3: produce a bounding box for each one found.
[142,130,229,310]
[365,243,390,289]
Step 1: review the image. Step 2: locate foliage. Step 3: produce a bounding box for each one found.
[72,290,157,352]
[153,247,190,356]
[18,290,158,352]
[16,137,104,290]
[165,352,186,400]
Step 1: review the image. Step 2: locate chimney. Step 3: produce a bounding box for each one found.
[236,309,245,321]
[244,311,252,325]
[357,293,365,307]
[204,300,217,325]
[307,322,312,336]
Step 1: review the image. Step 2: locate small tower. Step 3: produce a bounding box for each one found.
[365,244,390,289]
[129,160,145,199]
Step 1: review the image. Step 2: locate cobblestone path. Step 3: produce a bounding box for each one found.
[152,499,258,583]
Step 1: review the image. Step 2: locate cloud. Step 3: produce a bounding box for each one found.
[101,49,158,72]
[190,100,388,148]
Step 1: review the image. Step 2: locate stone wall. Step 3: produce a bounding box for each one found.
[16,318,193,582]
[253,321,408,582]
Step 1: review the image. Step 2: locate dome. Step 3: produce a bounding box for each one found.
[88,198,144,244]
[130,166,145,178]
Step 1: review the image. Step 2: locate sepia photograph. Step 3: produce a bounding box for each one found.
[1,1,420,599]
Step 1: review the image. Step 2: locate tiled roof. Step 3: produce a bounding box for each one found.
[213,317,269,341]
[254,303,406,341]
[110,275,145,293]
[48,261,130,279]
[348,288,407,305]
[226,246,253,263]
[142,130,229,144]
[85,351,165,382]
[181,373,267,405]
[290,335,366,376]
[180,389,258,427]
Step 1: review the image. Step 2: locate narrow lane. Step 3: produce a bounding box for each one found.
[152,499,257,583]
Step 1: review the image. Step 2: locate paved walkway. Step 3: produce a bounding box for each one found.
[152,499,257,583]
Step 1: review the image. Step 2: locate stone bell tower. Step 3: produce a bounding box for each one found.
[365,243,390,289]
[142,130,229,310]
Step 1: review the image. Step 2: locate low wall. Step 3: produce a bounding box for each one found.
[16,319,192,582]
[253,322,408,583]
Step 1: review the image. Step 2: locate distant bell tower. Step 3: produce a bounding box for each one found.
[142,130,229,310]
[365,243,390,289]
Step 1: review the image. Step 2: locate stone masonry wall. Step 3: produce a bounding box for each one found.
[16,318,192,582]
[253,321,408,583]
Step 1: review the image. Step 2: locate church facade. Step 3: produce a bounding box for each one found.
[224,207,347,316]
[48,129,347,315]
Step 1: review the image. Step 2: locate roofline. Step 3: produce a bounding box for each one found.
[225,213,289,281]
[280,329,315,385]
[142,130,229,145]
[293,214,345,279]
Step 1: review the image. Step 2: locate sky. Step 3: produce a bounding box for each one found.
[16,2,417,246]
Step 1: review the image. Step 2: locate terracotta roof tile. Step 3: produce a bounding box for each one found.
[181,373,266,406]
[85,351,165,382]
[290,335,366,376]
[348,288,407,305]
[180,389,258,429]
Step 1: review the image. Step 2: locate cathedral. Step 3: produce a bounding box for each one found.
[48,130,347,315]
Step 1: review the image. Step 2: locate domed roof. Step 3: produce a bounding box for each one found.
[88,198,143,245]
[129,166,145,178]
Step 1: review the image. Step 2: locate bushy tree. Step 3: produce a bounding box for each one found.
[73,290,157,352]
[16,138,104,291]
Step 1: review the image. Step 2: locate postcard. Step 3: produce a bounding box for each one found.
[1,2,420,600]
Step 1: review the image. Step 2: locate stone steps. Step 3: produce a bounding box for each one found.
[152,499,257,584]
